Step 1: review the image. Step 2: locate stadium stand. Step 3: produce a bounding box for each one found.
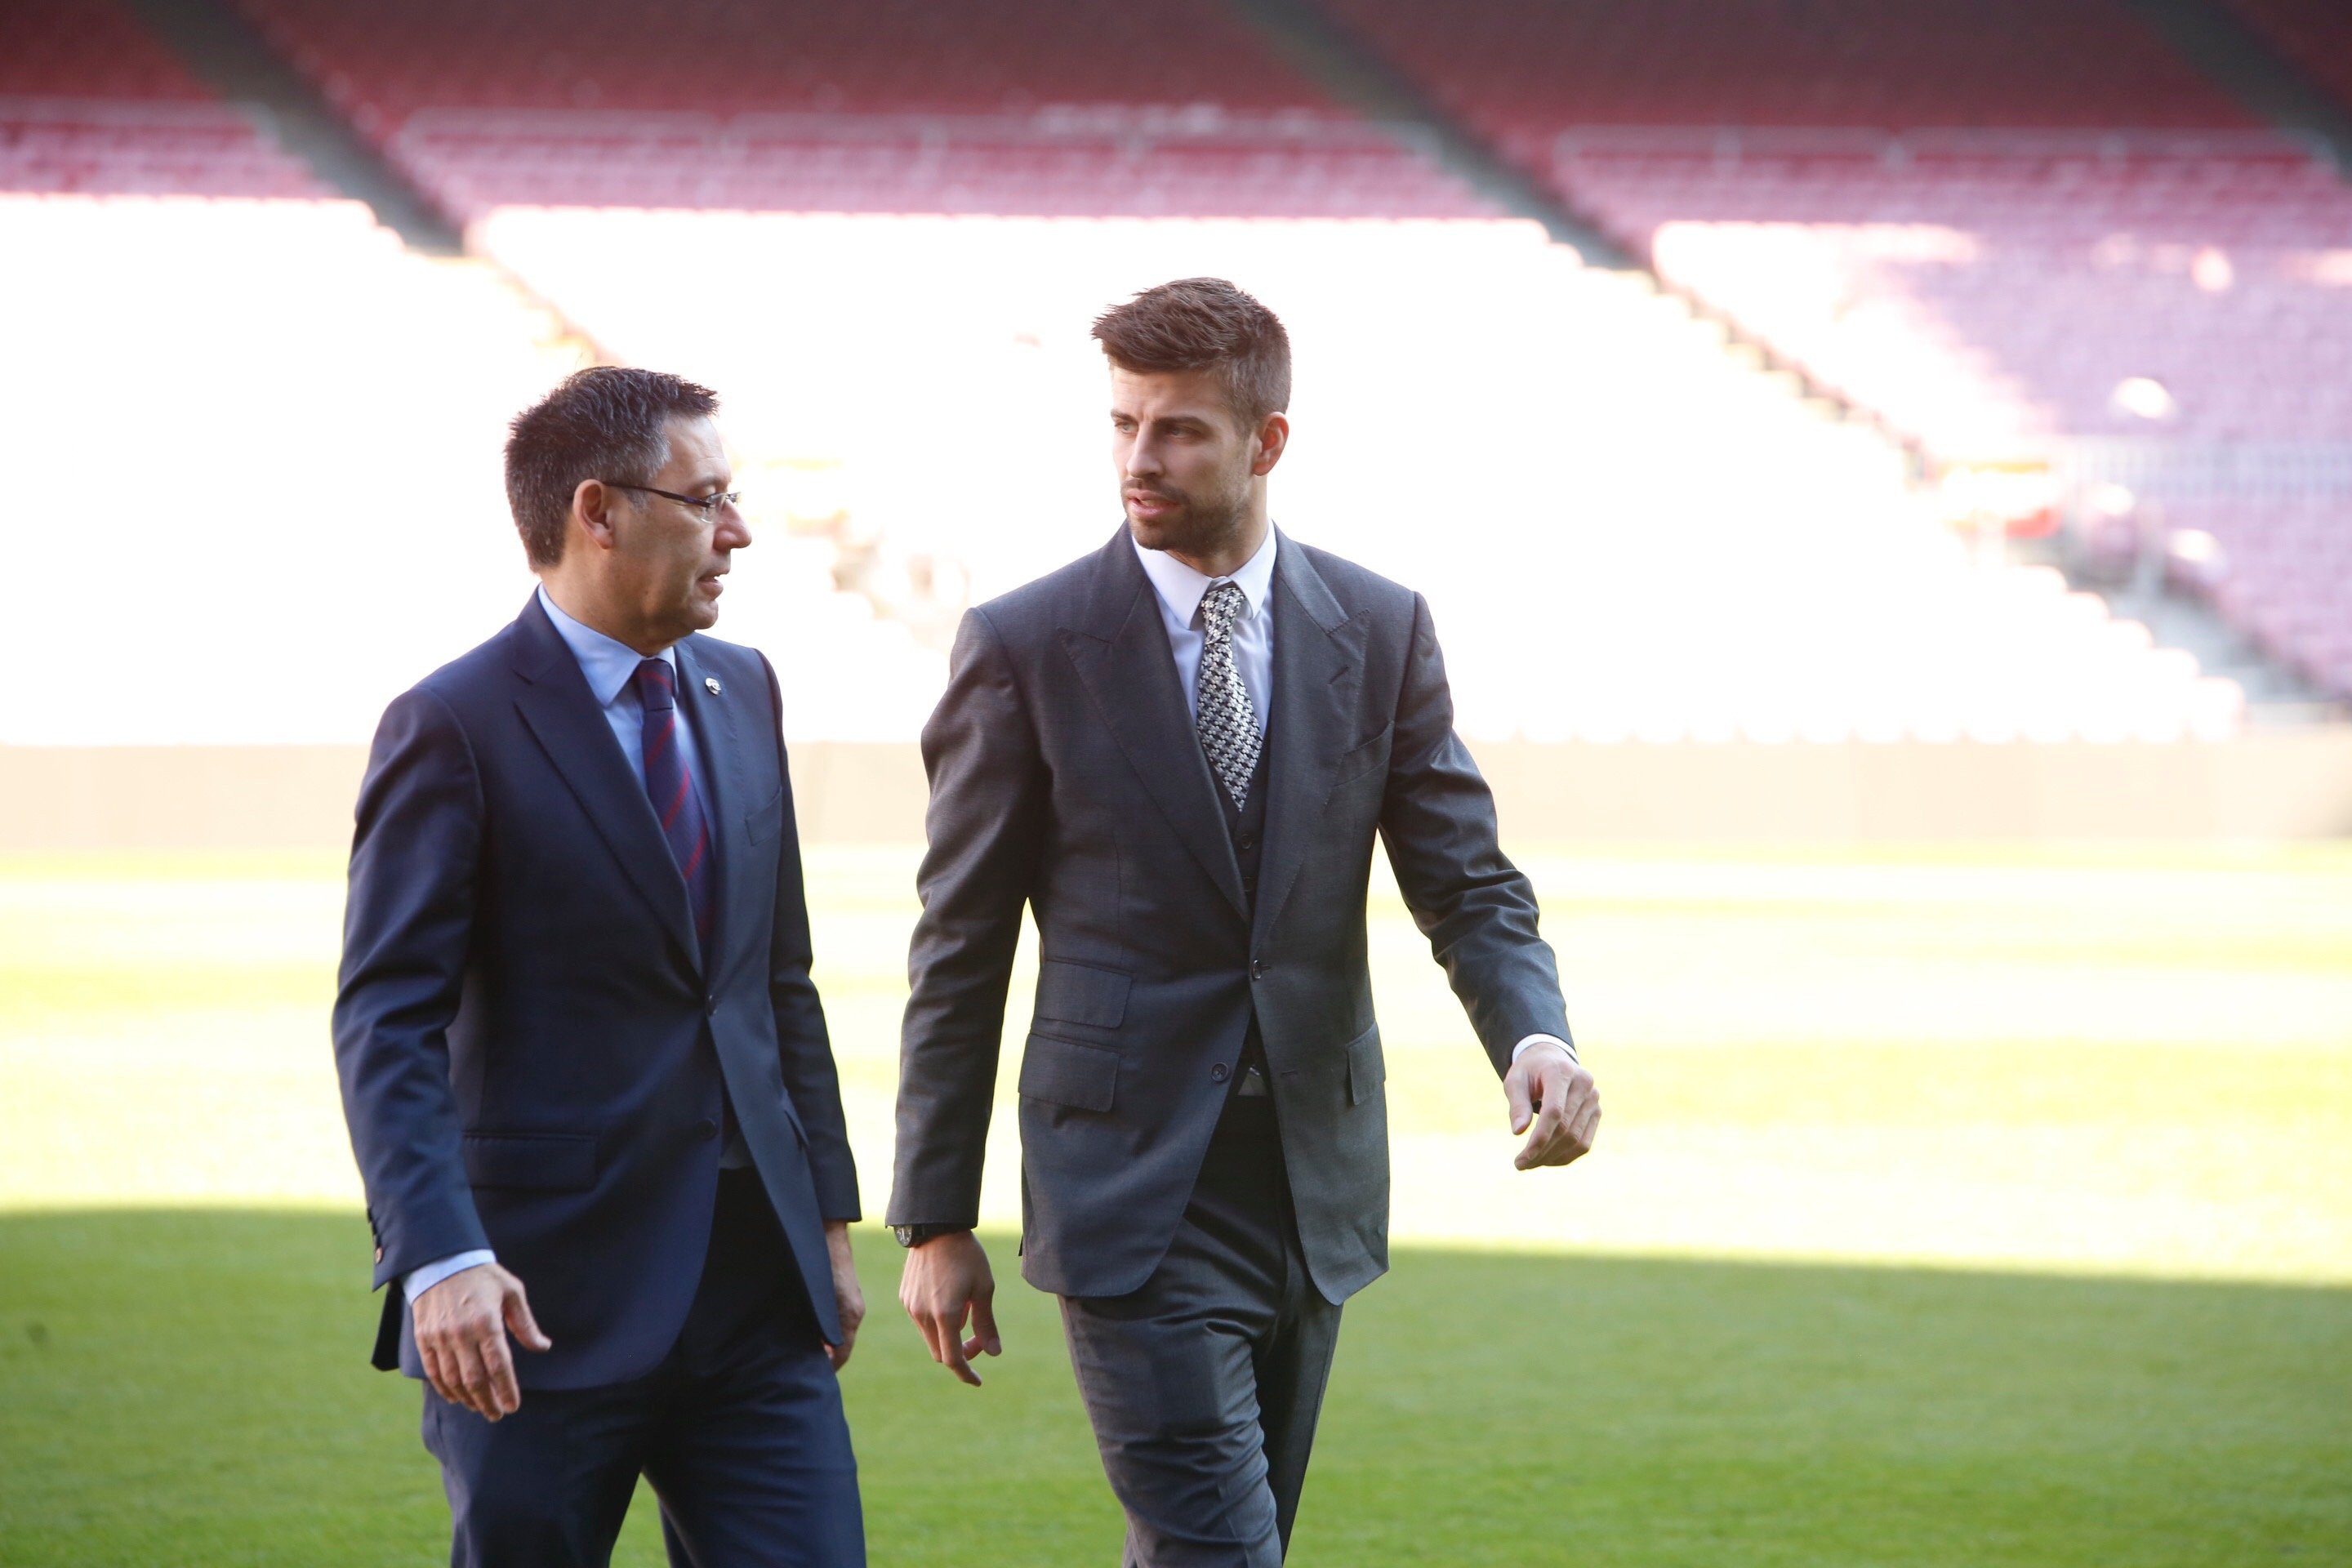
[1320,0,2256,151]
[0,190,590,744]
[0,0,2296,739]
[229,0,1491,221]
[2226,0,2352,116]
[0,0,318,196]
[1563,136,2352,450]
[469,209,2243,744]
[1319,0,2350,702]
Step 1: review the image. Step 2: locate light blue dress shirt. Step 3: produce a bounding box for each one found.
[536,585,712,827]
[1133,527,1276,736]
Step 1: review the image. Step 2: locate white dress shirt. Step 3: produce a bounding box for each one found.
[401,588,737,1304]
[1129,530,1573,1071]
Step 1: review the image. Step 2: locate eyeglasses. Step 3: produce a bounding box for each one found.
[601,481,742,515]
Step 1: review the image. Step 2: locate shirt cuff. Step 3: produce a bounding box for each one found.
[1510,1033,1577,1067]
[402,1250,497,1303]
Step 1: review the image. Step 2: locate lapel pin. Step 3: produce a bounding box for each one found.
[704,677,722,695]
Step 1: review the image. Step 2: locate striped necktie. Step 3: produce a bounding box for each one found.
[632,657,715,946]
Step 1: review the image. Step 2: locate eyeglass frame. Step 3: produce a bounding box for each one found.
[599,480,742,515]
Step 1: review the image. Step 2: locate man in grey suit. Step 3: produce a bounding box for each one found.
[890,278,1601,1565]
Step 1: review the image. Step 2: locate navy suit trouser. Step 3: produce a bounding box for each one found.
[422,1169,864,1568]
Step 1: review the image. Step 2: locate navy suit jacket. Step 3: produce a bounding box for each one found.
[334,595,859,1389]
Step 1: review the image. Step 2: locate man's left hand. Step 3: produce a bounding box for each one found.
[823,1220,864,1372]
[1504,1043,1600,1169]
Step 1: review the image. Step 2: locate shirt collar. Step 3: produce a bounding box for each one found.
[536,584,674,709]
[1131,525,1279,630]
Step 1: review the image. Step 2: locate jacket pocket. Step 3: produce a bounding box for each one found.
[1344,1024,1384,1107]
[1018,1032,1120,1112]
[462,1132,599,1191]
[1033,960,1132,1029]
[746,786,785,845]
[1332,722,1394,789]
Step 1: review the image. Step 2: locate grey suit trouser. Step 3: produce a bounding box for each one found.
[1058,1090,1344,1566]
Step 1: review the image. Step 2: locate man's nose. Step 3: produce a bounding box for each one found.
[1124,436,1162,478]
[716,508,751,550]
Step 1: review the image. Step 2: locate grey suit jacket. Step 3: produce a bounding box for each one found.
[889,527,1570,1303]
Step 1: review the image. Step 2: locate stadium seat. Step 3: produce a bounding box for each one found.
[0,0,320,198]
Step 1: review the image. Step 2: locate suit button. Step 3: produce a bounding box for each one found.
[1209,1062,1230,1083]
[1250,959,1266,979]
[695,1118,719,1142]
[1236,836,1256,853]
[706,999,719,1018]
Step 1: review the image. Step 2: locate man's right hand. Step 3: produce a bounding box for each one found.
[412,1262,552,1420]
[898,1230,1000,1386]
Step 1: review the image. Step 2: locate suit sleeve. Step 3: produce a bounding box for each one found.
[332,687,491,1290]
[1379,592,1574,1076]
[889,608,1049,1229]
[760,652,861,1222]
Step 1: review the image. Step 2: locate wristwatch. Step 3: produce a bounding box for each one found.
[892,1223,965,1248]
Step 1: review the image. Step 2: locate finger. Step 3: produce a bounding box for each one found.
[1535,1100,1598,1167]
[910,1299,949,1365]
[1504,1065,1535,1135]
[503,1282,552,1354]
[828,1341,851,1372]
[1516,1096,1567,1169]
[481,1333,521,1417]
[971,1291,1002,1357]
[938,1316,981,1386]
[418,1339,460,1409]
[448,1334,497,1420]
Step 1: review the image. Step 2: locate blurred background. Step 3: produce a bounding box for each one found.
[1,0,2347,1563]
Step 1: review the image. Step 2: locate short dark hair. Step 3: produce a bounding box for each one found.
[1091,278,1290,430]
[505,367,719,568]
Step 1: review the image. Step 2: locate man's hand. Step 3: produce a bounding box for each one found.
[1505,1042,1600,1169]
[412,1262,551,1421]
[823,1220,865,1373]
[898,1230,1000,1386]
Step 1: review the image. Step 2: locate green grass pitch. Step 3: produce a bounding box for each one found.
[2,843,2349,1563]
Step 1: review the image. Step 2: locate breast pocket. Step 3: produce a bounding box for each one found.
[1331,722,1394,791]
[746,786,785,845]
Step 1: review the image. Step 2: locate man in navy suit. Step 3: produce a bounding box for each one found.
[334,367,866,1566]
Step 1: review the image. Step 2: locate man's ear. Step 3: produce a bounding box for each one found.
[572,479,622,552]
[1252,412,1290,478]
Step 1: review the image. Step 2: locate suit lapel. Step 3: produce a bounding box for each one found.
[508,597,703,973]
[1059,531,1250,922]
[1254,534,1365,944]
[673,636,746,970]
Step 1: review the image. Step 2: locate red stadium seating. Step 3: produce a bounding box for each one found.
[0,0,211,100]
[1557,138,2352,447]
[0,0,319,196]
[1316,0,2350,700]
[231,0,1490,220]
[1323,0,2255,163]
[2225,0,2352,118]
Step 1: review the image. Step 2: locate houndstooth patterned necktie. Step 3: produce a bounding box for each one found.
[1195,580,1262,808]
